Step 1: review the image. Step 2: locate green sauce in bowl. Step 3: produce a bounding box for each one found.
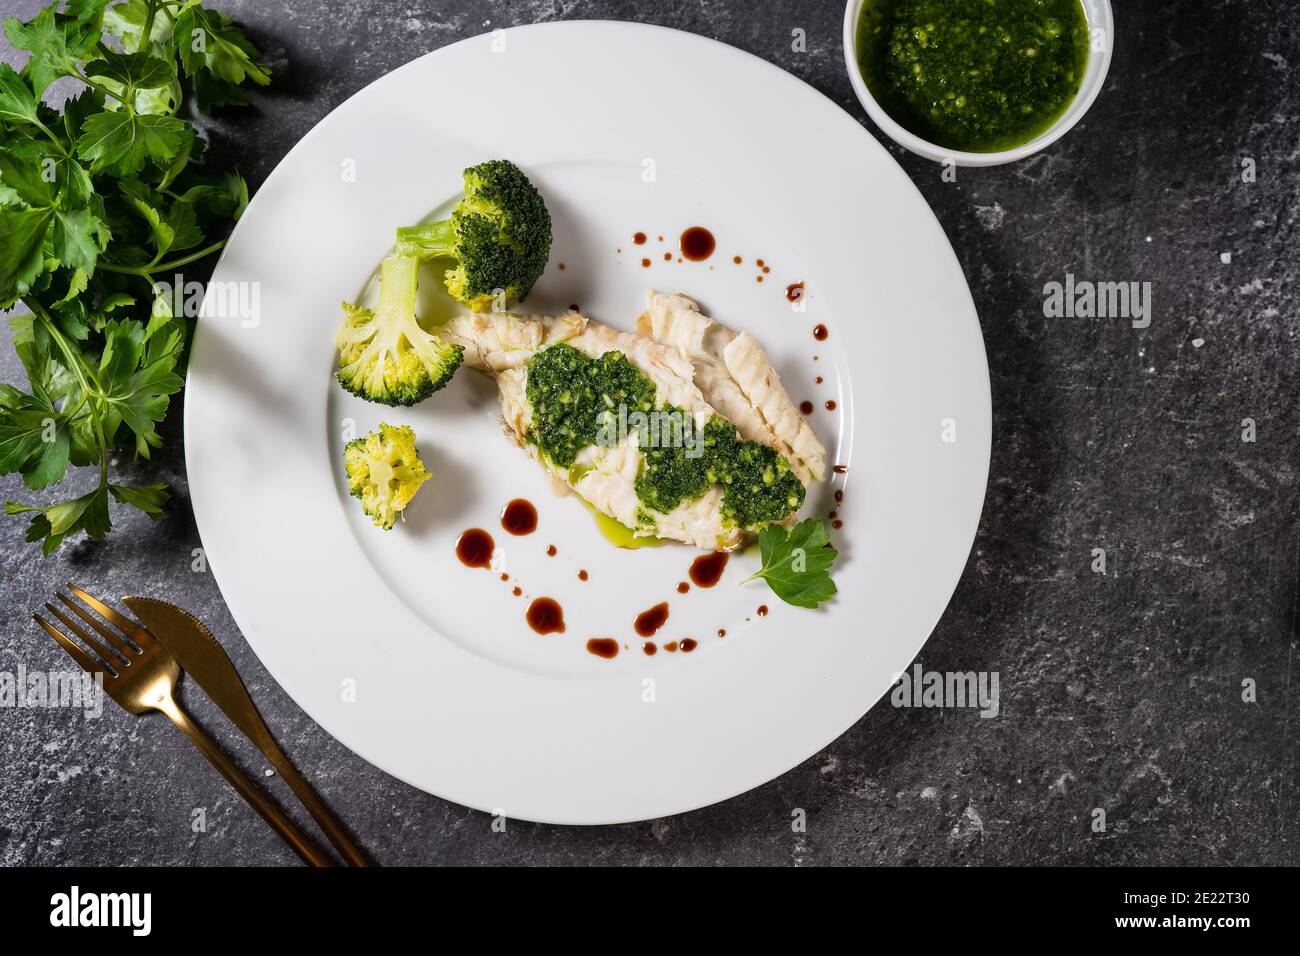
[856,0,1090,153]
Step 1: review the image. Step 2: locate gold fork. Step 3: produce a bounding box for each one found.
[34,584,336,867]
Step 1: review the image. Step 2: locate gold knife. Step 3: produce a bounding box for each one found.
[123,596,371,867]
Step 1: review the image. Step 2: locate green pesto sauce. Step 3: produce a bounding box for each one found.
[856,0,1090,153]
[525,344,805,528]
[525,345,653,468]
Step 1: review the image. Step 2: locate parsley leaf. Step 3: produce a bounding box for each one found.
[0,202,55,305]
[0,142,58,206]
[0,63,41,126]
[740,518,840,609]
[173,7,270,88]
[0,382,69,489]
[76,109,191,176]
[83,48,173,90]
[109,480,169,517]
[3,5,101,96]
[100,316,184,456]
[7,483,111,556]
[53,207,111,274]
[84,48,179,114]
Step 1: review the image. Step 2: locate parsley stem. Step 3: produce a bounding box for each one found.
[31,118,71,158]
[26,301,111,486]
[61,393,89,421]
[72,67,129,106]
[138,0,159,53]
[96,239,226,277]
[24,300,99,400]
[93,409,110,484]
[151,240,227,271]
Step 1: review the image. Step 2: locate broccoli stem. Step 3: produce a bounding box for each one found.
[379,252,421,317]
[395,219,457,260]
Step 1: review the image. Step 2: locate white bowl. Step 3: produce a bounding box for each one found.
[843,0,1114,167]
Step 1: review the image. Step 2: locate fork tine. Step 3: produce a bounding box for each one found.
[66,582,152,645]
[34,613,114,678]
[44,602,127,671]
[55,592,139,660]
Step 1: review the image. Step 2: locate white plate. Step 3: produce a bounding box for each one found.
[185,21,990,824]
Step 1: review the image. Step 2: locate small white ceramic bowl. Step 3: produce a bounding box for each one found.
[843,0,1114,167]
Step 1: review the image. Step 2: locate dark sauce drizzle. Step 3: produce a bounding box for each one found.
[500,498,537,535]
[455,529,494,568]
[688,552,729,588]
[680,226,716,261]
[634,602,670,637]
[526,598,565,634]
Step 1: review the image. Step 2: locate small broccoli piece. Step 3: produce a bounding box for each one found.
[343,423,431,529]
[335,253,464,405]
[395,159,552,312]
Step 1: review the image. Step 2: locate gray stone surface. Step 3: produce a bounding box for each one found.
[2,0,1297,866]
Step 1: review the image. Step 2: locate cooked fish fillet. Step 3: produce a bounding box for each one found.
[638,291,827,484]
[443,310,745,549]
[442,309,586,373]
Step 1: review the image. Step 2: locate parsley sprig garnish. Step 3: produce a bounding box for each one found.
[740,517,839,609]
[0,0,268,553]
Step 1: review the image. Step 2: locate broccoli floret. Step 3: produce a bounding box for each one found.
[395,159,552,312]
[335,253,464,405]
[343,422,431,529]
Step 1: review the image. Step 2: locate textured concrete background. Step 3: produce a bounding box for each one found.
[2,0,1297,866]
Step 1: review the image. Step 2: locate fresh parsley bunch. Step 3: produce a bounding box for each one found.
[0,0,269,553]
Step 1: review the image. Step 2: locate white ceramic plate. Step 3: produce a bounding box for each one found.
[185,21,990,824]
